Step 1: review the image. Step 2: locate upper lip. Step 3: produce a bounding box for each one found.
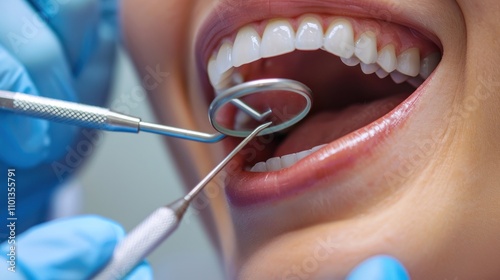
[194,0,441,206]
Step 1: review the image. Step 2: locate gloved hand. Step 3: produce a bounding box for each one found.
[0,215,152,280]
[0,0,117,235]
[346,255,409,280]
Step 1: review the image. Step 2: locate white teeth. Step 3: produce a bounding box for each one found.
[208,16,441,91]
[377,44,397,73]
[375,68,389,78]
[281,154,298,168]
[420,52,440,79]
[232,25,261,67]
[396,48,420,77]
[324,19,355,58]
[340,56,360,67]
[249,144,326,172]
[354,32,378,64]
[207,58,221,86]
[390,71,409,84]
[295,15,324,50]
[250,162,267,172]
[216,42,233,74]
[261,19,295,58]
[360,62,379,74]
[266,157,282,172]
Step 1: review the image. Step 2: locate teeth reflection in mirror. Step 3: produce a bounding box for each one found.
[340,56,360,67]
[377,44,397,73]
[390,71,409,84]
[295,15,324,50]
[261,19,295,58]
[232,25,261,67]
[360,62,379,74]
[216,42,233,74]
[396,48,420,77]
[355,32,378,64]
[420,52,441,79]
[324,19,355,58]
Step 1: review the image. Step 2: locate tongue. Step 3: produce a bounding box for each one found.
[274,93,408,157]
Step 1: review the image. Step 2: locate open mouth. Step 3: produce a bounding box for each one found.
[196,3,442,207]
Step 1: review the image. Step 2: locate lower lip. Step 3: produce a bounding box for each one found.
[223,79,428,207]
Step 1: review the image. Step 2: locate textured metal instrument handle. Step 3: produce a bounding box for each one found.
[93,207,180,280]
[0,91,140,132]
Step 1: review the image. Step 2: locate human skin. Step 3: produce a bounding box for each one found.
[121,0,500,279]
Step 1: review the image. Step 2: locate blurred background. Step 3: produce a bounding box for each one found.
[77,48,223,279]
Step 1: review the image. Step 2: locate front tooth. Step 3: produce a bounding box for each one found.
[396,48,420,77]
[377,45,397,72]
[324,19,355,58]
[216,42,233,74]
[266,157,282,172]
[420,52,440,79]
[250,162,267,172]
[341,56,360,67]
[208,57,221,86]
[281,154,298,168]
[360,62,379,74]
[354,32,378,64]
[232,25,261,67]
[261,19,295,58]
[390,71,409,84]
[295,15,323,50]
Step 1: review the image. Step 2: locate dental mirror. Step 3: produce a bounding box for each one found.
[208,78,313,138]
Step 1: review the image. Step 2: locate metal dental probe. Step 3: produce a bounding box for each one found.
[93,122,271,280]
[0,90,264,143]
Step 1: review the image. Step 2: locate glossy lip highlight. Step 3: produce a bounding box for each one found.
[194,0,442,207]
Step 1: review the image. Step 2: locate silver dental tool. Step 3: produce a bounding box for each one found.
[93,122,271,280]
[0,78,312,279]
[0,78,312,142]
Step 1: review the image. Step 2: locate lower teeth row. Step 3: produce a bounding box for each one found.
[249,144,326,172]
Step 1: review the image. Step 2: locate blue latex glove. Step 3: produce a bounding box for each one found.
[0,0,117,235]
[0,215,153,280]
[347,255,409,280]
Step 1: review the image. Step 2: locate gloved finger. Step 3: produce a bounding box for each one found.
[0,0,80,161]
[0,215,124,280]
[125,260,154,280]
[346,255,409,280]
[0,44,50,168]
[28,0,104,75]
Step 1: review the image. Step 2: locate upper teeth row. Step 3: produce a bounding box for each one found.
[207,15,440,90]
